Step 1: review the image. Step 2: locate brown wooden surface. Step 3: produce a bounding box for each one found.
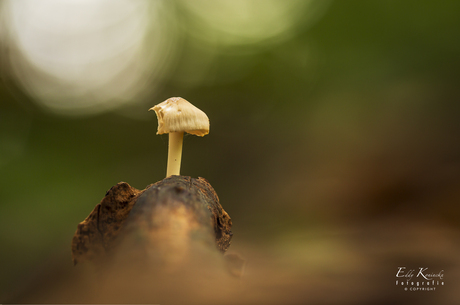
[8,177,240,304]
[71,176,233,266]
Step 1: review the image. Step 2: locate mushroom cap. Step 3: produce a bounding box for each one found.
[149,97,209,137]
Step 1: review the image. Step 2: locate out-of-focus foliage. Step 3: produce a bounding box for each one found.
[1,0,460,303]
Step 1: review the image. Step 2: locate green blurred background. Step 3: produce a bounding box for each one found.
[1,0,460,303]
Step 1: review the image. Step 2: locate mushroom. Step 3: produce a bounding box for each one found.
[149,97,209,177]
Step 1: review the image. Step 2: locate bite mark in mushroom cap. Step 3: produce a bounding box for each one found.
[150,97,209,137]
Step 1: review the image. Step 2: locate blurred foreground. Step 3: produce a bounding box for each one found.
[6,219,460,304]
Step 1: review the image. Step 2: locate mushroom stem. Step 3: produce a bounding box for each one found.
[167,131,184,177]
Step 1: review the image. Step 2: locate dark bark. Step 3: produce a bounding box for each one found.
[71,176,232,265]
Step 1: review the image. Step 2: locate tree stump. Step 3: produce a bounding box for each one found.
[7,177,240,304]
[71,176,233,269]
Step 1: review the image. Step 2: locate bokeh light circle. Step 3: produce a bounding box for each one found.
[2,0,178,116]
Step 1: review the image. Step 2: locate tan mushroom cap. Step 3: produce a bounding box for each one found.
[149,97,209,137]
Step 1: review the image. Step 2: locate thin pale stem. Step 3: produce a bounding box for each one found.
[166,131,184,177]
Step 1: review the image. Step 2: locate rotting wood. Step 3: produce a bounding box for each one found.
[71,176,232,266]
